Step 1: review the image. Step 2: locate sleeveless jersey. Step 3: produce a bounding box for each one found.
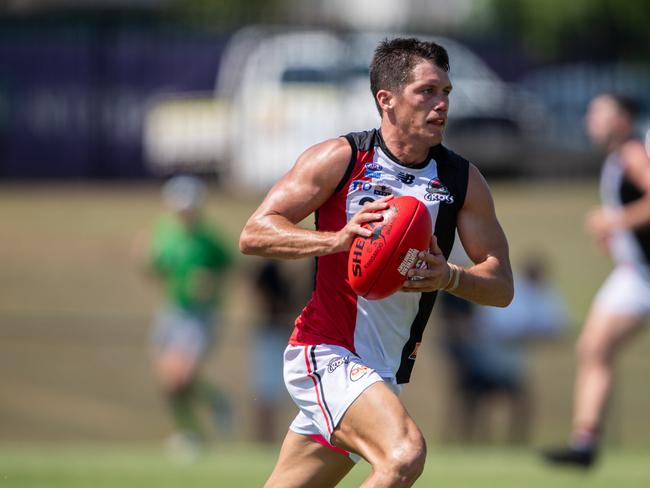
[289,129,469,383]
[600,150,650,279]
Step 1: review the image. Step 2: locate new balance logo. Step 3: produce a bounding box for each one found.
[397,172,415,185]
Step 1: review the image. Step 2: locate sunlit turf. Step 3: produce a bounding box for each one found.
[1,443,649,488]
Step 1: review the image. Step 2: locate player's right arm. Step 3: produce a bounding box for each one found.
[239,138,389,259]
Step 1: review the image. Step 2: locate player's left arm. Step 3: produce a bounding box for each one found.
[586,140,650,240]
[403,164,513,307]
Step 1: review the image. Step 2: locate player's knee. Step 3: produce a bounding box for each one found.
[576,334,611,364]
[159,365,194,394]
[158,353,197,391]
[263,474,282,488]
[383,430,427,484]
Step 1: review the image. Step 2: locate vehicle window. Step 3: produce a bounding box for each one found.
[281,68,340,84]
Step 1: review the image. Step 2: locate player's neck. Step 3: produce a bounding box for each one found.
[607,129,634,153]
[380,126,431,166]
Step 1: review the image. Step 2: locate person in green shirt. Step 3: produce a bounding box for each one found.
[146,175,234,459]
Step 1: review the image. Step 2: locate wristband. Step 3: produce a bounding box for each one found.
[444,264,462,292]
[442,263,454,289]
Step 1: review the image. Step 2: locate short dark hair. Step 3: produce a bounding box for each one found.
[602,92,640,121]
[369,37,450,114]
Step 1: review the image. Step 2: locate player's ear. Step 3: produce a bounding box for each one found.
[376,89,394,113]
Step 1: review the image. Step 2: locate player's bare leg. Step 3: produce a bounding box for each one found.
[154,348,209,458]
[157,348,198,391]
[331,382,426,487]
[544,307,645,467]
[264,430,355,488]
[572,308,645,442]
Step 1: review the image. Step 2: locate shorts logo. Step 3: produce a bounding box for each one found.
[425,178,454,203]
[327,356,350,373]
[350,365,370,382]
[350,180,372,192]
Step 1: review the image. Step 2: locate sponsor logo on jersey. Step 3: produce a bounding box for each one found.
[408,342,422,360]
[398,248,420,276]
[350,180,373,192]
[397,171,415,185]
[425,178,454,203]
[373,184,392,196]
[426,178,447,194]
[365,162,383,172]
[365,169,382,179]
[328,356,350,373]
[364,162,383,179]
[359,196,375,206]
[350,365,370,382]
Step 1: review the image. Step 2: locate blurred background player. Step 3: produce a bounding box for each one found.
[250,259,294,444]
[141,175,234,459]
[439,252,567,445]
[437,291,479,443]
[544,93,650,468]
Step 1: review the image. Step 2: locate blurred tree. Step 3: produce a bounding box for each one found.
[479,0,650,63]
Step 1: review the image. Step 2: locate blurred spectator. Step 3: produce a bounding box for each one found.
[251,260,294,444]
[440,253,567,445]
[137,175,234,461]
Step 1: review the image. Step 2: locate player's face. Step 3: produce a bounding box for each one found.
[392,61,452,145]
[585,95,628,148]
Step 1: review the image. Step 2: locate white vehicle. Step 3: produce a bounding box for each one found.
[216,27,380,188]
[144,27,544,188]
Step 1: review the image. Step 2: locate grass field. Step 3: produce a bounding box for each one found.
[1,444,650,487]
[1,180,649,486]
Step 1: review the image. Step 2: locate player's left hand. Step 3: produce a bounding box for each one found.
[400,235,450,293]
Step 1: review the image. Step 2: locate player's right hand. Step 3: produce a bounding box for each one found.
[332,196,393,253]
[585,206,617,256]
[401,235,450,292]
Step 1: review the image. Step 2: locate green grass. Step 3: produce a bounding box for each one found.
[1,181,649,450]
[1,444,649,487]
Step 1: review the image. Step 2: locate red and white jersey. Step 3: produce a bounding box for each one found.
[289,129,469,383]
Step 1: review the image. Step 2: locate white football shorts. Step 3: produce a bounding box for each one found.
[592,264,650,317]
[284,343,401,461]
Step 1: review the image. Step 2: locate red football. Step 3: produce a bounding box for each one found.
[348,196,432,300]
